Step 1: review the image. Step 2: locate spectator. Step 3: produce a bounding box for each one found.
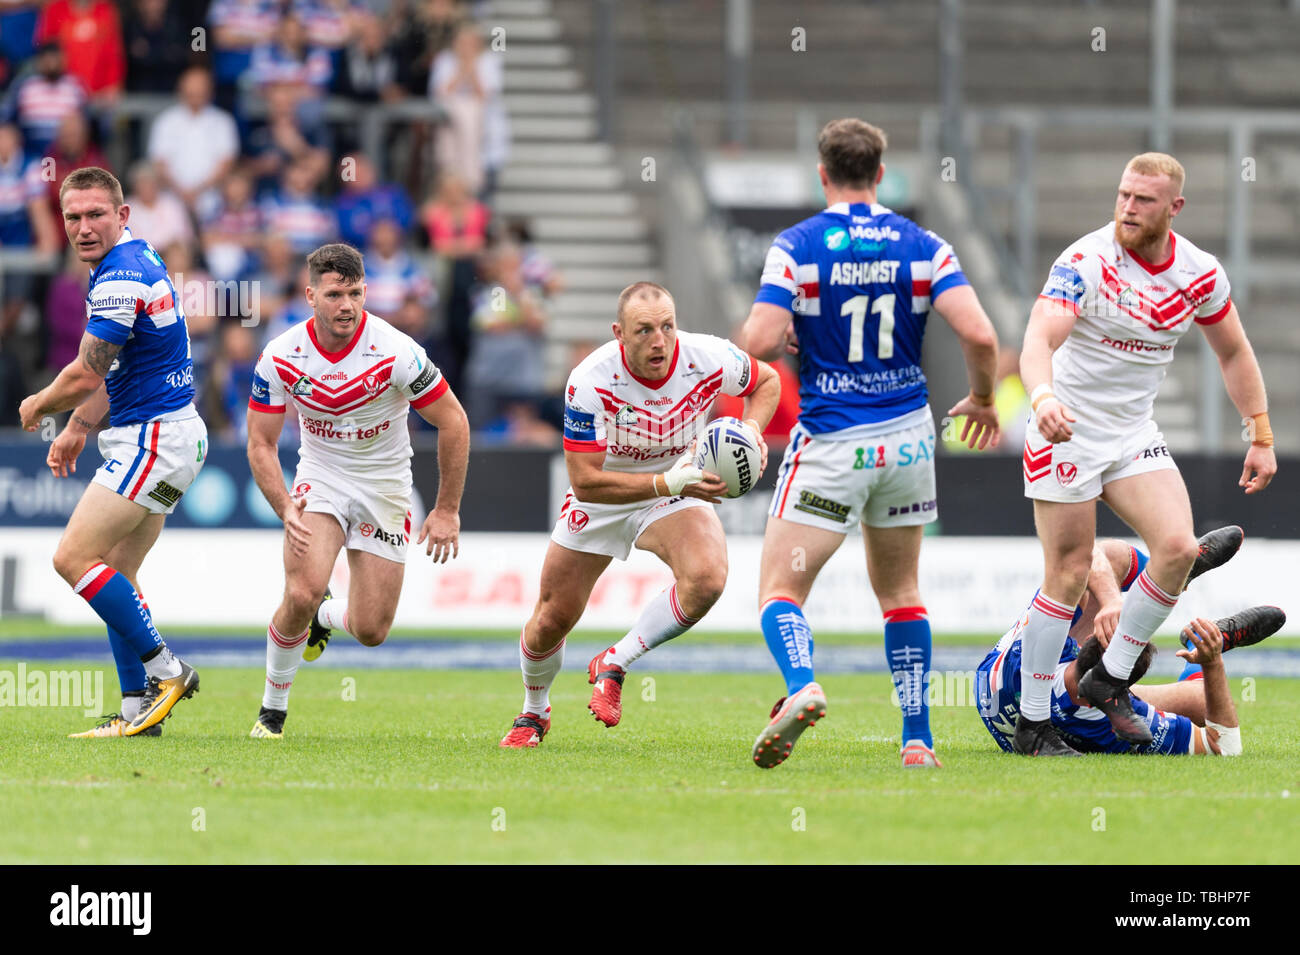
[244,81,330,188]
[161,239,218,389]
[0,122,58,254]
[477,395,560,447]
[207,0,279,107]
[4,43,85,159]
[201,169,264,281]
[35,0,126,104]
[248,11,334,127]
[147,66,240,220]
[42,246,90,374]
[0,0,41,68]
[211,320,259,440]
[42,111,108,219]
[259,161,338,256]
[336,153,414,249]
[292,0,354,67]
[505,218,564,300]
[422,170,487,392]
[391,0,462,97]
[363,216,435,319]
[124,0,193,94]
[335,12,402,103]
[0,122,58,351]
[429,20,507,197]
[245,232,297,330]
[124,160,193,251]
[464,242,546,426]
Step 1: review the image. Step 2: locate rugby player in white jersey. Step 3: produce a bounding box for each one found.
[1016,153,1276,756]
[246,243,469,738]
[499,282,780,747]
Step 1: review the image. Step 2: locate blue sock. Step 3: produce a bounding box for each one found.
[107,625,148,695]
[73,564,164,659]
[1178,661,1203,682]
[760,598,815,696]
[885,606,932,748]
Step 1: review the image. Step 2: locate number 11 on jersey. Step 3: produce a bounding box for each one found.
[842,293,896,361]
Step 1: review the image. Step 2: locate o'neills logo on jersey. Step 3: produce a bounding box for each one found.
[644,396,673,407]
[320,371,348,382]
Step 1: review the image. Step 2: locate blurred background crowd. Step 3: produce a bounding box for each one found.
[0,0,583,444]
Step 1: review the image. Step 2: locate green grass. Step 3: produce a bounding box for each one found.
[1,662,1296,863]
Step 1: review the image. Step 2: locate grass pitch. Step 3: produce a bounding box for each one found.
[1,661,1296,864]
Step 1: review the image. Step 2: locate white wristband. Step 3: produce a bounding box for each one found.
[1206,719,1242,757]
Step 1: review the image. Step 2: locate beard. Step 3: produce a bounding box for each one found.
[1114,207,1172,252]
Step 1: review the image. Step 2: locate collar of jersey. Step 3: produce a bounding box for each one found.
[89,227,137,282]
[308,310,369,363]
[825,201,889,216]
[619,340,680,389]
[1123,231,1177,275]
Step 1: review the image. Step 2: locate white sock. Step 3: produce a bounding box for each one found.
[317,597,352,635]
[1019,591,1075,721]
[605,585,698,669]
[142,645,182,680]
[1102,570,1177,680]
[121,695,143,721]
[521,630,565,715]
[263,623,308,710]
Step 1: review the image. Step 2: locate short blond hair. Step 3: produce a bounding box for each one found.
[616,281,673,324]
[1124,152,1185,195]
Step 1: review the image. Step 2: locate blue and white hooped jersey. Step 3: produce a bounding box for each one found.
[754,202,968,438]
[84,228,196,427]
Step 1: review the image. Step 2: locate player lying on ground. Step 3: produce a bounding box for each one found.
[977,533,1284,754]
[20,167,206,738]
[1018,152,1276,756]
[246,243,469,738]
[499,281,780,747]
[740,118,1001,769]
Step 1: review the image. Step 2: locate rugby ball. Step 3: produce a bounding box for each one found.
[695,417,762,498]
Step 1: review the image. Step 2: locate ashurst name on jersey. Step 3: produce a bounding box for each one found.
[249,310,447,490]
[1038,224,1232,426]
[84,228,195,427]
[562,331,759,473]
[754,201,968,438]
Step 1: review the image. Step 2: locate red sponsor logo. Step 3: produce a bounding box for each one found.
[1031,673,1055,681]
[1070,253,1085,263]
[359,522,375,537]
[644,396,672,407]
[1056,462,1077,486]
[567,510,589,534]
[293,482,311,497]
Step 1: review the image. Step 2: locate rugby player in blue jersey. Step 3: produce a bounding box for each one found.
[977,528,1283,756]
[19,167,205,738]
[740,119,1000,768]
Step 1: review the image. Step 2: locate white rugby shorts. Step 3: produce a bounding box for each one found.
[1022,413,1178,503]
[768,412,938,532]
[292,468,413,564]
[92,411,207,515]
[551,488,711,560]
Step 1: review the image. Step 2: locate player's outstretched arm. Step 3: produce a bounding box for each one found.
[47,383,109,478]
[931,284,1000,449]
[1177,618,1241,755]
[18,332,118,430]
[1200,306,1276,495]
[414,387,470,562]
[247,406,311,557]
[739,302,797,362]
[1020,296,1079,444]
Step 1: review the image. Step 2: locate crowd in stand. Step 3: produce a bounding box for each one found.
[0,0,566,444]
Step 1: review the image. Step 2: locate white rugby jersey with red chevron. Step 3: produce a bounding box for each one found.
[249,310,447,490]
[562,331,760,474]
[1039,224,1232,426]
